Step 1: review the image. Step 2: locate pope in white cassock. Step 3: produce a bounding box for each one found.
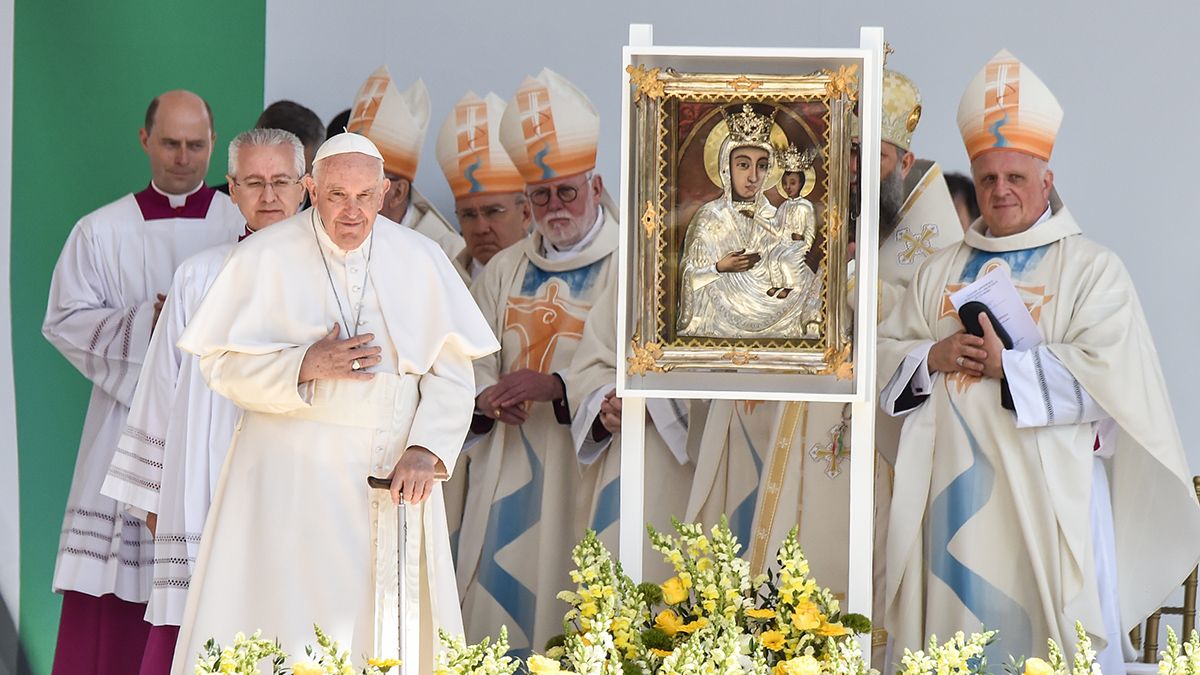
[453,68,617,658]
[42,90,243,675]
[99,128,308,675]
[683,69,963,662]
[878,50,1200,673]
[348,65,471,281]
[170,133,498,674]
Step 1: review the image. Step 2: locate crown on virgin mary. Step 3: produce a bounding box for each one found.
[725,104,774,146]
[778,144,819,172]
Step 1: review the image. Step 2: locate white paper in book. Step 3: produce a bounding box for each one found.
[949,266,1043,351]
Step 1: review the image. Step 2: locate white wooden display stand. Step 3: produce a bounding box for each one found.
[615,25,886,648]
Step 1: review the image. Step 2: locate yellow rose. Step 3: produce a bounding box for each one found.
[528,654,562,673]
[662,577,689,605]
[746,607,777,620]
[774,655,823,675]
[760,630,786,651]
[1024,657,1055,675]
[816,620,849,637]
[655,610,685,636]
[679,617,708,634]
[790,600,822,631]
[291,662,324,675]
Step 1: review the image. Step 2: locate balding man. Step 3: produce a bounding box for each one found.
[42,89,243,675]
[171,133,497,674]
[99,128,308,675]
[879,50,1200,672]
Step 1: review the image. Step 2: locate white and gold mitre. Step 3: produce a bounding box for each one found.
[778,144,818,173]
[347,65,430,180]
[436,91,524,199]
[882,69,922,150]
[499,68,599,184]
[957,49,1062,161]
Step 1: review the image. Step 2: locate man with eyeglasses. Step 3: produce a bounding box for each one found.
[42,89,243,675]
[436,91,532,281]
[454,69,618,658]
[99,128,307,675]
[348,65,471,280]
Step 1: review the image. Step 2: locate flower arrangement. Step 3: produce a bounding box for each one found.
[1014,621,1100,675]
[193,625,399,675]
[1157,626,1200,675]
[218,518,1200,675]
[434,625,521,675]
[531,517,873,674]
[897,630,997,675]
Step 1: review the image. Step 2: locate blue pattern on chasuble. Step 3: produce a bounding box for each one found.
[591,477,620,534]
[927,393,1033,663]
[519,259,604,297]
[989,112,1011,148]
[465,157,483,193]
[958,245,1051,285]
[729,411,766,546]
[477,427,543,659]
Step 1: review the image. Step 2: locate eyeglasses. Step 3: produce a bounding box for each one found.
[528,184,582,207]
[456,205,510,223]
[234,177,303,196]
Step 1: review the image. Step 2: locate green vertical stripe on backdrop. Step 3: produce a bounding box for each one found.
[11,3,264,672]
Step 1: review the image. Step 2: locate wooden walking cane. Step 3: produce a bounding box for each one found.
[367,475,412,674]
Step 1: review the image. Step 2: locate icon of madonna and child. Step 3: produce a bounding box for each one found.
[677,103,826,341]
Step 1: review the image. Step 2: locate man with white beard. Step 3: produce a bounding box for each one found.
[454,69,618,658]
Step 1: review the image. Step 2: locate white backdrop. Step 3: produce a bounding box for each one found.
[265,0,1200,469]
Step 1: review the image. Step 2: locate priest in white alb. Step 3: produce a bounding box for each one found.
[42,89,243,675]
[879,50,1200,673]
[170,133,498,674]
[453,68,617,658]
[562,285,693,583]
[348,65,470,280]
[99,128,308,675]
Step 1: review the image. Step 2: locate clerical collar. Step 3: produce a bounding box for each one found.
[135,182,216,221]
[984,204,1052,238]
[543,208,605,261]
[151,180,203,207]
